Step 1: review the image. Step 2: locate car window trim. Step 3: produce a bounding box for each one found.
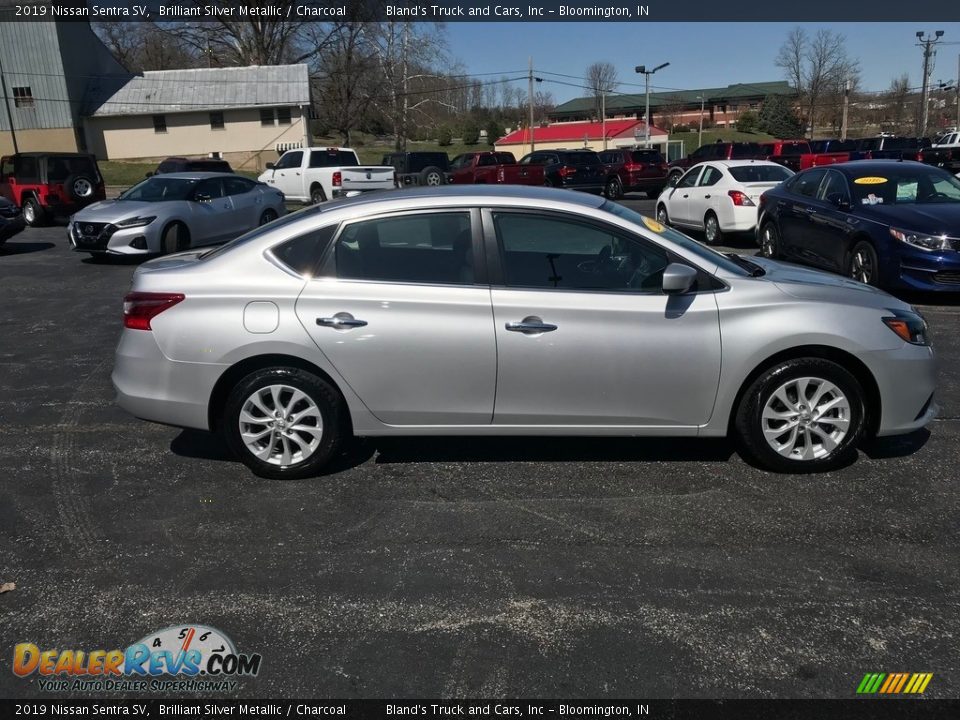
[480,206,724,296]
[315,207,487,288]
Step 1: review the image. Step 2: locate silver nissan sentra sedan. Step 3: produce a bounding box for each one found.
[112,186,937,477]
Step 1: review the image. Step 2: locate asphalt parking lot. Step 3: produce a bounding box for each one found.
[1,198,959,699]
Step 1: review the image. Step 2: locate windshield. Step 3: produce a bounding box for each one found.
[729,165,794,183]
[600,201,751,276]
[850,169,960,206]
[119,177,198,202]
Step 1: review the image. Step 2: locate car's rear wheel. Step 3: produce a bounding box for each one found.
[222,367,345,480]
[656,204,670,227]
[420,166,444,186]
[734,358,865,473]
[603,177,623,200]
[161,222,189,255]
[310,185,326,204]
[23,197,46,227]
[703,211,723,245]
[759,221,781,258]
[848,241,879,286]
[259,209,278,226]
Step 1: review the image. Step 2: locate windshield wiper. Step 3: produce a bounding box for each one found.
[726,253,766,277]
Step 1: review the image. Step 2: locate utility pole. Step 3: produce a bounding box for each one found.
[697,95,705,148]
[0,51,18,155]
[840,79,850,141]
[601,89,606,150]
[635,62,669,148]
[917,30,944,136]
[528,56,534,154]
[956,53,959,130]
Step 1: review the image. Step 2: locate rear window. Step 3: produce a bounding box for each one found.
[560,152,601,165]
[729,165,794,183]
[630,151,663,163]
[730,143,762,159]
[309,150,359,168]
[186,161,232,173]
[47,156,98,182]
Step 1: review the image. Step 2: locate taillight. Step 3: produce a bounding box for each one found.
[623,162,645,172]
[332,171,342,187]
[123,292,184,331]
[728,190,755,207]
[558,166,578,177]
[914,152,923,161]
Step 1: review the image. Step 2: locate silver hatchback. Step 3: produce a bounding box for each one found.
[112,186,937,477]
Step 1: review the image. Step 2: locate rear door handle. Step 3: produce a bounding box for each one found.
[704,194,711,199]
[505,317,557,334]
[317,313,368,329]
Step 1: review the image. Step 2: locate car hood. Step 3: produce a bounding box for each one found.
[71,199,163,222]
[746,256,910,310]
[856,203,960,236]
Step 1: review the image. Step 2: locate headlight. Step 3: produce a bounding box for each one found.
[114,216,157,228]
[889,227,951,252]
[882,308,930,346]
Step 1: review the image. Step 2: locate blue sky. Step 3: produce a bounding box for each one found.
[445,23,960,103]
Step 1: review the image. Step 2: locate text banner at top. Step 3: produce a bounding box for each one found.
[2,0,960,22]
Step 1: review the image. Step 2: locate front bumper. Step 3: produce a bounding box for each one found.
[68,219,161,255]
[890,246,960,291]
[863,342,938,437]
[112,328,227,430]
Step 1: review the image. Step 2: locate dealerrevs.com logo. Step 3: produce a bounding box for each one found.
[13,625,262,693]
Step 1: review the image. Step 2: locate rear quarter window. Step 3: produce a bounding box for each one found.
[271,224,338,276]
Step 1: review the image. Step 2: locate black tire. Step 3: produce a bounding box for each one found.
[848,240,879,286]
[259,209,278,226]
[161,222,189,255]
[419,166,444,186]
[759,221,781,259]
[656,204,670,227]
[310,185,326,204]
[63,174,96,202]
[603,176,623,200]
[703,211,723,245]
[734,358,866,473]
[23,196,46,227]
[221,367,346,480]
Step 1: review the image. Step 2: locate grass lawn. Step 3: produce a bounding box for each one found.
[99,160,261,188]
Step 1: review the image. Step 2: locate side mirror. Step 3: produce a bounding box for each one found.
[826,192,850,210]
[662,263,698,294]
[265,162,275,171]
[193,193,211,203]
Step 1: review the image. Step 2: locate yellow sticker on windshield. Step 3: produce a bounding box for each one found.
[854,176,888,185]
[642,216,666,233]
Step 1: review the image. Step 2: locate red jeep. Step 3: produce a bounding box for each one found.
[0,152,105,226]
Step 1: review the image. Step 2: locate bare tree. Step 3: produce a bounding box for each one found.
[94,22,198,72]
[586,62,619,120]
[884,74,912,133]
[775,27,860,137]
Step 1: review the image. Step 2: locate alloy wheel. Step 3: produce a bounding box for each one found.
[425,171,442,186]
[73,178,93,198]
[657,206,668,226]
[761,225,777,257]
[238,384,323,467]
[761,376,851,461]
[704,215,719,244]
[850,249,874,284]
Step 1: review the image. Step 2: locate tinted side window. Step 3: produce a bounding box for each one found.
[194,178,224,199]
[224,177,255,195]
[698,167,723,186]
[791,169,827,198]
[276,151,303,170]
[272,225,338,276]
[493,212,670,293]
[309,150,359,168]
[335,212,474,285]
[677,167,702,188]
[817,171,849,202]
[478,155,497,167]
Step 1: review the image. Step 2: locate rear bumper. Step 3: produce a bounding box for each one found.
[112,328,227,431]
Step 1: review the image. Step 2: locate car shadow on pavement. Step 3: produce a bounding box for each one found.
[860,428,931,459]
[0,241,55,255]
[893,291,960,308]
[79,254,145,266]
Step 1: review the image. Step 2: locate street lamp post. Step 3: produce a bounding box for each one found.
[696,95,705,148]
[635,62,669,147]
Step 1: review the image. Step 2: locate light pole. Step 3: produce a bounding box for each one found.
[635,62,669,147]
[917,30,944,136]
[696,95,705,148]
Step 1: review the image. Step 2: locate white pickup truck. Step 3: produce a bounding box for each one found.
[258,147,395,204]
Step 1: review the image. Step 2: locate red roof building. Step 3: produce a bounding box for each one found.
[495,119,668,155]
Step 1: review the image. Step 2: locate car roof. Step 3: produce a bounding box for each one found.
[830,160,935,175]
[716,159,786,168]
[148,171,239,180]
[341,184,606,209]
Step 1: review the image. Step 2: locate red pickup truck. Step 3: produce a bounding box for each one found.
[760,140,850,172]
[448,151,544,185]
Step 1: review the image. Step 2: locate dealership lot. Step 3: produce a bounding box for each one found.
[1,208,959,698]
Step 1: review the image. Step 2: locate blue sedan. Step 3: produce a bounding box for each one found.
[756,161,960,291]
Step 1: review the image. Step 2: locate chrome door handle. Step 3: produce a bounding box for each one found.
[317,313,367,329]
[505,317,557,334]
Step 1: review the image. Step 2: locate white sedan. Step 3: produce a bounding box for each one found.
[656,160,794,244]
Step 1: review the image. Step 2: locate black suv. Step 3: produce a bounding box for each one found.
[520,149,606,192]
[150,157,234,176]
[381,152,450,187]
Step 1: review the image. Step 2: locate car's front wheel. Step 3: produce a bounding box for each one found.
[161,222,189,255]
[734,358,866,473]
[656,204,670,227]
[848,241,879,286]
[222,367,345,479]
[23,197,46,227]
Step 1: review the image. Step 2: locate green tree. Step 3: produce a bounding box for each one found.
[485,119,504,146]
[735,110,759,133]
[758,94,804,138]
[437,125,452,147]
[462,122,480,145]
